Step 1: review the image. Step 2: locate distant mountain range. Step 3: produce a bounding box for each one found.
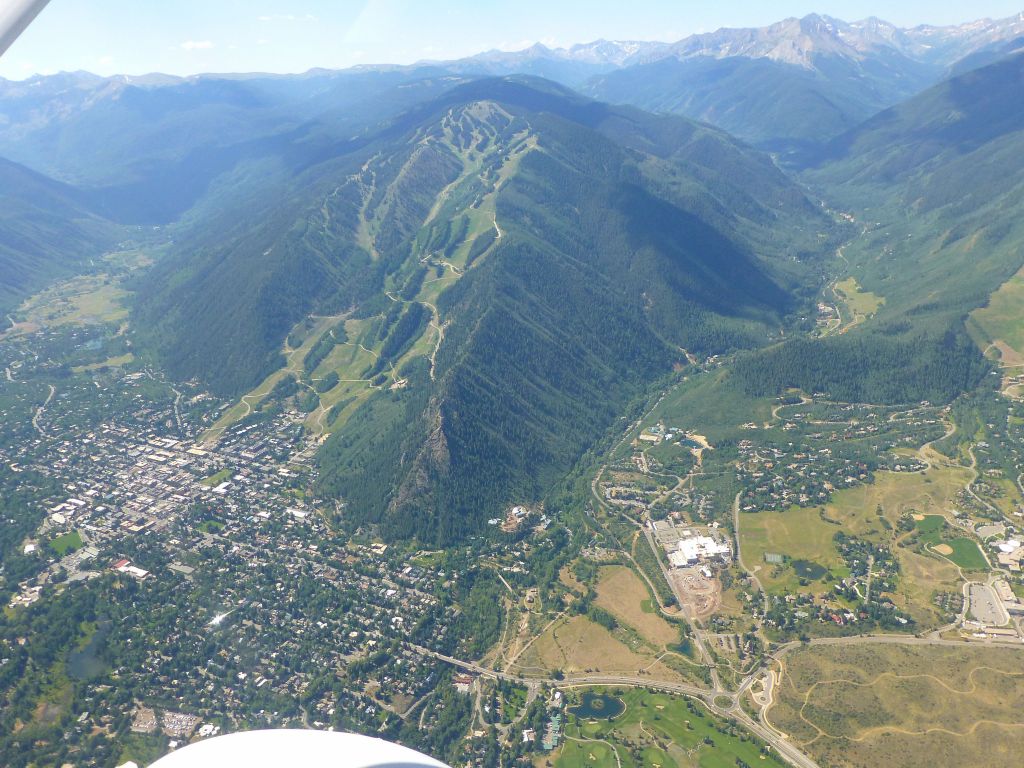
[447,13,1024,72]
[437,13,1024,148]
[3,12,1024,167]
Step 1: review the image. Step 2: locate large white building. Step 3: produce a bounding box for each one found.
[668,534,731,567]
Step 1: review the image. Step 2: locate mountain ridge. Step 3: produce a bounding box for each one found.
[127,76,829,542]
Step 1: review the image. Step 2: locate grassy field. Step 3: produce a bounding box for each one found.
[834,276,884,326]
[72,353,135,373]
[553,688,788,768]
[738,463,973,623]
[969,265,1024,361]
[769,643,1024,768]
[200,468,232,487]
[49,530,83,556]
[831,465,972,528]
[739,507,845,594]
[642,370,773,447]
[593,566,680,647]
[513,614,683,680]
[14,274,129,331]
[894,547,960,625]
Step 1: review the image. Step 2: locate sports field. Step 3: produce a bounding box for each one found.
[915,515,989,571]
[49,530,83,555]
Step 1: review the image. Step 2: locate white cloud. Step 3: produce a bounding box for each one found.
[180,40,214,51]
[98,55,114,67]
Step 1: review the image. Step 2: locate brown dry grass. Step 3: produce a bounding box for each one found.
[593,565,679,647]
[517,614,681,678]
[769,643,1024,768]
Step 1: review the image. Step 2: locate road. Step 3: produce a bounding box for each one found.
[640,527,721,690]
[416,622,1024,768]
[411,643,820,768]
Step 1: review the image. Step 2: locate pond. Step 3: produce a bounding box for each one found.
[68,619,111,680]
[679,438,703,450]
[569,692,625,720]
[791,559,828,580]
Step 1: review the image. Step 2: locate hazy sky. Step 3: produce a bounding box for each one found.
[3,0,1023,79]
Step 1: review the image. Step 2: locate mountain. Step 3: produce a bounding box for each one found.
[0,70,471,224]
[732,51,1024,406]
[808,48,1024,312]
[582,13,1024,150]
[7,12,1024,187]
[132,77,829,543]
[423,41,669,85]
[0,157,117,316]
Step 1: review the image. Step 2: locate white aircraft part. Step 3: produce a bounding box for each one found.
[0,0,50,56]
[149,729,450,768]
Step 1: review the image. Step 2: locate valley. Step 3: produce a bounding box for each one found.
[4,10,1024,768]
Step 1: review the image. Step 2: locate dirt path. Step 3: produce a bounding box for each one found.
[917,418,957,470]
[504,610,568,670]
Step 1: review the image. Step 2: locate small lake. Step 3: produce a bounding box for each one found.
[791,559,827,580]
[680,438,703,449]
[68,620,111,680]
[570,692,625,720]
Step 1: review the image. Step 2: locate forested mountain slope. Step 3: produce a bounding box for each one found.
[807,50,1024,322]
[731,52,1024,404]
[0,157,117,316]
[585,48,932,151]
[134,77,829,542]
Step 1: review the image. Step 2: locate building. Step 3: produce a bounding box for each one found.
[668,534,731,567]
[452,674,474,694]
